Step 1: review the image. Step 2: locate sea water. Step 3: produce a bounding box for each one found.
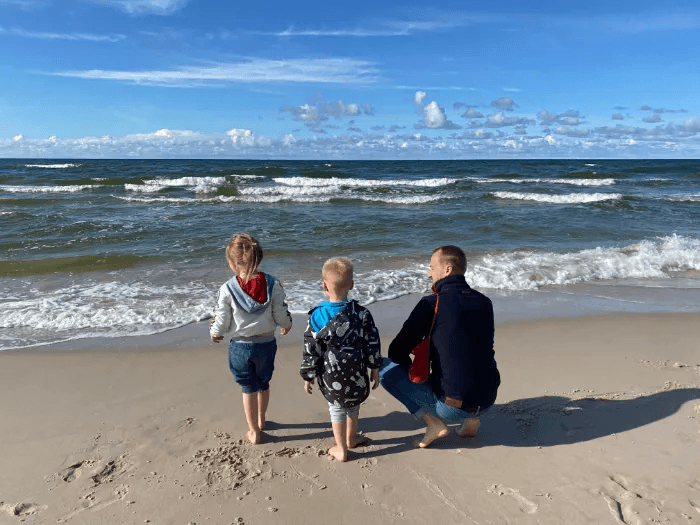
[1,159,699,350]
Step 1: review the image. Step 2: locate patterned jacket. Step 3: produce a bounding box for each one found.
[300,300,381,409]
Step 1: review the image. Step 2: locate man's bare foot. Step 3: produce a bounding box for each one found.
[246,429,261,445]
[348,433,370,449]
[418,414,449,448]
[328,445,348,462]
[456,417,480,437]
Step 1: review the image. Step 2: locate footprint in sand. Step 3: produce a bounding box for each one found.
[2,502,43,517]
[61,461,84,482]
[487,484,539,514]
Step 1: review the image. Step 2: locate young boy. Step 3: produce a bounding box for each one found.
[300,257,381,462]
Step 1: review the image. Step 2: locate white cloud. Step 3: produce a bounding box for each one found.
[87,0,188,15]
[12,134,23,141]
[544,135,556,145]
[424,102,446,128]
[53,58,378,86]
[416,101,461,130]
[491,97,516,111]
[227,128,253,145]
[486,112,535,128]
[463,108,484,119]
[1,27,126,41]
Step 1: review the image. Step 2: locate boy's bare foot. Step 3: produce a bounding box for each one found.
[328,445,348,462]
[246,429,261,445]
[348,433,370,449]
[418,413,449,448]
[456,417,480,437]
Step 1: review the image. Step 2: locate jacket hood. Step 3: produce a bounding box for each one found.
[312,300,362,346]
[227,273,277,314]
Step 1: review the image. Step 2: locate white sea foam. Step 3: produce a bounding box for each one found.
[0,280,213,350]
[273,177,456,188]
[466,234,700,291]
[0,184,98,193]
[492,191,622,204]
[129,176,227,194]
[24,163,81,169]
[664,193,700,202]
[471,177,615,186]
[2,235,698,350]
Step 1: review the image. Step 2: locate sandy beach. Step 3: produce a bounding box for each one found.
[2,305,699,524]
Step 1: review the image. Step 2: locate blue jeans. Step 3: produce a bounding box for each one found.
[228,338,278,394]
[379,357,484,421]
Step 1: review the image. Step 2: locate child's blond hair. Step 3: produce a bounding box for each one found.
[322,257,353,293]
[226,233,263,283]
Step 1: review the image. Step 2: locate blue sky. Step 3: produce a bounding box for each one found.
[1,0,700,159]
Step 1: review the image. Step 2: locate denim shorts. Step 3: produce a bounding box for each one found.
[328,402,361,423]
[228,338,278,394]
[379,357,489,422]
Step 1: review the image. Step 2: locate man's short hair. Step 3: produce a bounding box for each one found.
[322,257,354,291]
[433,245,466,275]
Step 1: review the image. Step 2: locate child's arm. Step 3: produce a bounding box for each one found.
[270,279,293,334]
[300,319,323,389]
[361,308,382,371]
[370,368,379,390]
[209,285,233,343]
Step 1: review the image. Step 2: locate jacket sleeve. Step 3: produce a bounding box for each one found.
[361,309,382,370]
[300,319,324,381]
[209,285,232,337]
[387,296,435,369]
[270,280,293,330]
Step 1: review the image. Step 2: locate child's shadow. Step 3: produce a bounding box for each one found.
[263,411,422,456]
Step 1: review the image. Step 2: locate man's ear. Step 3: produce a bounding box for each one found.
[445,265,453,276]
[349,279,354,290]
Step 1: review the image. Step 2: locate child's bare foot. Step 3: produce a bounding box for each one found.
[328,445,348,462]
[246,429,261,445]
[348,433,370,449]
[418,413,449,448]
[456,417,480,437]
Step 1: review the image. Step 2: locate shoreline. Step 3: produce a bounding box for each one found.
[7,280,700,354]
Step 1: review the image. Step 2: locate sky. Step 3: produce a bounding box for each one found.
[1,0,700,159]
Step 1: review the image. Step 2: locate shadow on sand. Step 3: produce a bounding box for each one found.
[268,388,700,458]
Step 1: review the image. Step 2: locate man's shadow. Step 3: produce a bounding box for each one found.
[268,388,700,457]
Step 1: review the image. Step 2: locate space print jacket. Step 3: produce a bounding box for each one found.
[300,300,382,409]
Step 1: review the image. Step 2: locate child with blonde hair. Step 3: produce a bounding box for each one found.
[300,257,381,462]
[210,233,292,445]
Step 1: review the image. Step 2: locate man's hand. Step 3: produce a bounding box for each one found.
[210,334,224,344]
[370,368,380,390]
[304,379,314,394]
[280,326,291,336]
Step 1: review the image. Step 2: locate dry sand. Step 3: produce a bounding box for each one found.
[1,310,699,524]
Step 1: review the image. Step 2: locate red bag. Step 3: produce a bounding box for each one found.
[408,291,439,384]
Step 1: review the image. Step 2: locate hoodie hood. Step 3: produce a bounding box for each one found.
[227,273,277,314]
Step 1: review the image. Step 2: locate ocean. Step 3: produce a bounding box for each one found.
[2,158,700,351]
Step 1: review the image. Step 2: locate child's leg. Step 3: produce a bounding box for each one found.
[257,389,270,430]
[327,403,348,462]
[329,420,348,462]
[345,406,368,448]
[242,393,261,445]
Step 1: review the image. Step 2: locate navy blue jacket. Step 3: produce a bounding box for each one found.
[388,275,500,408]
